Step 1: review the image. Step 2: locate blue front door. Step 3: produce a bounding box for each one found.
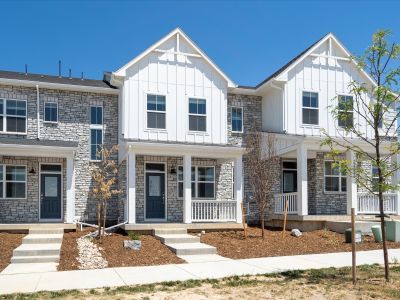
[146,172,165,219]
[40,173,62,219]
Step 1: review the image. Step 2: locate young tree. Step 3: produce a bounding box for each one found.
[322,30,400,281]
[91,145,121,241]
[246,123,279,239]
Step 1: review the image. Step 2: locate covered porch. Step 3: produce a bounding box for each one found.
[121,141,245,225]
[271,134,400,217]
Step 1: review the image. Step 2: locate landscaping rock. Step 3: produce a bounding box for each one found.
[124,240,142,250]
[291,229,302,237]
[76,237,108,270]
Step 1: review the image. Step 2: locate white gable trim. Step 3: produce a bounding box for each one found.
[113,28,236,88]
[258,33,376,91]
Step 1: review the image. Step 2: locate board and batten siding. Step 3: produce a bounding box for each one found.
[121,35,228,145]
[263,39,396,139]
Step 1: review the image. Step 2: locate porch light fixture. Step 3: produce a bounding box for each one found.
[170,167,176,174]
[29,168,36,174]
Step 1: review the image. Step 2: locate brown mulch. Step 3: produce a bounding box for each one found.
[58,229,184,271]
[97,231,185,268]
[200,227,400,259]
[0,232,25,271]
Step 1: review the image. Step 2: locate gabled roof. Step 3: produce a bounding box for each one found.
[244,32,376,91]
[113,27,236,88]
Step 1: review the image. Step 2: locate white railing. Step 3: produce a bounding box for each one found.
[192,200,236,222]
[274,192,298,214]
[357,193,398,214]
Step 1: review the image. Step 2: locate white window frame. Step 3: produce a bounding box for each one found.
[231,106,243,133]
[282,160,297,193]
[337,94,354,128]
[43,102,58,124]
[188,97,207,133]
[146,93,167,130]
[324,160,347,193]
[0,164,27,199]
[301,91,319,126]
[90,105,104,161]
[177,165,215,199]
[0,98,28,135]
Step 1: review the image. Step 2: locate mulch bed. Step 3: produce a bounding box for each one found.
[96,230,185,268]
[0,232,25,272]
[200,227,400,259]
[58,228,184,271]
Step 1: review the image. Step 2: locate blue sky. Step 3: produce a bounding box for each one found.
[1,0,399,86]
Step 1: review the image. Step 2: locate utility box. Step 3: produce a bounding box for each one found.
[345,228,362,243]
[385,220,400,242]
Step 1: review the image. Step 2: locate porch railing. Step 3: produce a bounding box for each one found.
[274,192,298,214]
[357,193,398,214]
[192,200,237,222]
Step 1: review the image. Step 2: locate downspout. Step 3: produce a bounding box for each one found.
[36,84,40,139]
[270,82,286,133]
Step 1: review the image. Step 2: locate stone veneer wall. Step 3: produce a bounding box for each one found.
[134,155,233,223]
[0,156,66,223]
[0,84,119,223]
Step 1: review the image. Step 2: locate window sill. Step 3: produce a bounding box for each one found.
[187,131,209,136]
[231,131,243,134]
[324,191,347,195]
[144,128,168,133]
[0,197,27,200]
[44,121,58,125]
[0,131,27,136]
[300,124,320,129]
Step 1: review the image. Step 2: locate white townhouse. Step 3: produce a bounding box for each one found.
[0,28,398,228]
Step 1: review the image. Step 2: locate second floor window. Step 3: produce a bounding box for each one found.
[0,99,27,133]
[189,98,206,132]
[147,94,166,129]
[302,92,318,125]
[90,106,103,161]
[44,102,58,123]
[338,95,353,128]
[231,107,243,132]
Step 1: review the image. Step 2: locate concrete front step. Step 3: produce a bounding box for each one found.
[1,262,58,274]
[11,255,60,264]
[155,233,200,244]
[165,242,216,255]
[22,234,63,244]
[153,228,187,235]
[29,228,64,235]
[13,243,61,257]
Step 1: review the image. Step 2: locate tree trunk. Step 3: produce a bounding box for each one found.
[379,191,390,281]
[102,200,107,237]
[97,200,102,241]
[261,211,265,239]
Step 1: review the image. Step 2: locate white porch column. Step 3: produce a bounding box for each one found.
[346,150,358,215]
[234,155,243,223]
[297,143,308,215]
[66,154,75,223]
[127,151,136,224]
[183,154,192,223]
[393,154,400,215]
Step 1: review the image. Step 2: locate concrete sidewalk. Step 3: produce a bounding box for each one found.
[0,249,399,295]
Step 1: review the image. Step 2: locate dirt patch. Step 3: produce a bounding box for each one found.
[200,227,400,259]
[97,230,184,267]
[0,232,25,272]
[59,229,184,271]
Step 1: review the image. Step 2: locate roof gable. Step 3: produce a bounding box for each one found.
[114,28,236,88]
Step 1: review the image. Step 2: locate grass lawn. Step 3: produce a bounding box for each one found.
[200,227,400,259]
[2,264,400,299]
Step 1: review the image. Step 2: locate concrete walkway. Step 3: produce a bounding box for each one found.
[0,249,399,295]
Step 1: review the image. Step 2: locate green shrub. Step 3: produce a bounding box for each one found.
[128,232,141,241]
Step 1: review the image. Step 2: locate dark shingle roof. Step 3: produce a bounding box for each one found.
[0,70,116,90]
[0,138,78,148]
[238,33,329,89]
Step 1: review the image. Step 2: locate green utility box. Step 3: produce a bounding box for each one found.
[345,228,362,243]
[385,220,400,242]
[371,225,382,242]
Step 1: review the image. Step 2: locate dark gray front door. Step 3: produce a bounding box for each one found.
[40,173,62,219]
[146,172,165,219]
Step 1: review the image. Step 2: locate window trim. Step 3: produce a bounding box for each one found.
[43,102,58,124]
[0,98,28,135]
[337,94,354,128]
[90,105,104,161]
[324,160,347,193]
[301,91,319,126]
[231,106,244,133]
[282,160,297,193]
[177,165,215,199]
[145,93,167,131]
[188,97,207,133]
[0,164,27,199]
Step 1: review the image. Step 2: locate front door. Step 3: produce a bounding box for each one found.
[146,172,165,219]
[40,173,62,220]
